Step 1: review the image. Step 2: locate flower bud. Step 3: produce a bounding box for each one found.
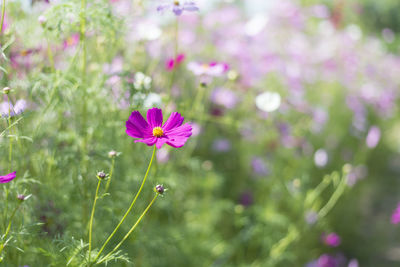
[97,171,106,179]
[155,184,164,194]
[38,15,46,25]
[17,194,26,201]
[3,87,11,94]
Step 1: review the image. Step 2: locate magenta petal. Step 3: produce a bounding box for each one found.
[163,112,184,131]
[166,136,190,148]
[135,137,157,146]
[166,123,192,137]
[0,171,16,183]
[155,137,168,149]
[147,108,163,128]
[126,111,151,138]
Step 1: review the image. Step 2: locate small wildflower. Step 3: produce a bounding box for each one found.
[366,126,381,148]
[157,1,199,16]
[322,232,341,247]
[97,171,107,180]
[126,108,192,149]
[108,150,118,158]
[0,171,16,183]
[0,99,27,118]
[314,149,328,168]
[155,184,165,194]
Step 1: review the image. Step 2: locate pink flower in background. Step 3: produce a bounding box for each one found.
[187,61,228,77]
[366,126,381,148]
[210,87,238,109]
[0,171,16,183]
[391,203,400,224]
[63,33,80,49]
[322,232,341,247]
[126,108,192,149]
[166,53,185,71]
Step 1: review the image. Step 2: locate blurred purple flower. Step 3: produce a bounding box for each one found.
[212,138,231,152]
[0,99,27,118]
[366,126,381,148]
[0,171,16,183]
[210,88,238,109]
[391,203,400,224]
[322,232,341,247]
[317,254,338,267]
[348,259,359,267]
[157,1,199,16]
[251,157,269,176]
[156,147,170,164]
[305,210,318,225]
[189,122,202,136]
[239,191,253,207]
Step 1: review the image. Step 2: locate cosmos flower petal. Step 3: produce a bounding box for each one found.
[155,137,168,149]
[173,6,183,16]
[126,111,151,138]
[157,4,171,12]
[166,123,192,137]
[135,137,157,146]
[147,108,163,128]
[166,136,190,148]
[163,112,184,131]
[0,171,16,183]
[183,2,199,11]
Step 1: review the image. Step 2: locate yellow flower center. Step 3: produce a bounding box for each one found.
[153,127,164,137]
[202,64,210,70]
[174,1,180,6]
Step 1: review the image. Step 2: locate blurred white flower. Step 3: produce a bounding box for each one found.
[255,91,281,112]
[245,14,268,36]
[314,149,328,168]
[133,72,152,90]
[143,93,162,108]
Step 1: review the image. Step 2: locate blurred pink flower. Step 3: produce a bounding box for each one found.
[322,232,341,247]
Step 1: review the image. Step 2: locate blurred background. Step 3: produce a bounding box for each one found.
[1,0,400,266]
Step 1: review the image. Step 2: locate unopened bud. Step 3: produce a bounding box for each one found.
[97,171,106,179]
[155,184,165,194]
[108,150,117,158]
[3,87,11,94]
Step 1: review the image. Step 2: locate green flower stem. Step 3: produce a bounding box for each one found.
[96,194,158,265]
[91,146,156,264]
[0,0,6,34]
[104,157,115,193]
[88,178,102,266]
[318,174,347,218]
[0,202,22,256]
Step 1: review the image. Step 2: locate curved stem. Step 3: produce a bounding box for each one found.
[0,0,5,34]
[92,146,156,264]
[96,194,158,265]
[104,158,115,193]
[88,179,102,265]
[0,202,22,255]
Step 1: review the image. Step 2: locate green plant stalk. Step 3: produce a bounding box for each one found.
[0,0,5,34]
[318,174,347,218]
[167,18,179,99]
[96,194,158,265]
[91,146,156,264]
[104,158,115,193]
[88,178,102,266]
[0,202,22,256]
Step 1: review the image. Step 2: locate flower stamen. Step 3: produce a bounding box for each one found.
[153,127,164,137]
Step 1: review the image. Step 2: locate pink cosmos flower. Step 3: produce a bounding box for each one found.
[166,53,185,71]
[0,171,16,183]
[63,33,80,49]
[187,61,228,76]
[126,108,192,149]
